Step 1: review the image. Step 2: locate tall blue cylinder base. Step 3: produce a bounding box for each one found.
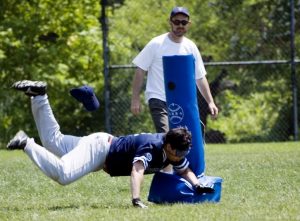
[148,55,223,204]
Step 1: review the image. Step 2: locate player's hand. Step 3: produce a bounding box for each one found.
[194,183,215,194]
[132,198,148,208]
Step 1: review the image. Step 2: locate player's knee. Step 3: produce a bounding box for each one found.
[42,131,63,150]
[55,165,73,185]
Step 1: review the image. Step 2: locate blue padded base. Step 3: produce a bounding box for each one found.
[148,172,223,204]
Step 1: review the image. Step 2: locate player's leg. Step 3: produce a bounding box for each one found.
[148,98,169,133]
[11,80,81,157]
[24,132,112,185]
[31,94,81,157]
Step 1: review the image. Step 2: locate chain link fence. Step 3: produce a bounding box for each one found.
[109,63,295,143]
[105,0,299,143]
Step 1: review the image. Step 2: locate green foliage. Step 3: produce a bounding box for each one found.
[210,90,291,142]
[1,142,300,220]
[0,0,105,144]
[109,68,155,135]
[108,0,299,141]
[108,0,297,66]
[207,64,293,142]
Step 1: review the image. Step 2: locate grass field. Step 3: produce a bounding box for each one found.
[0,142,299,221]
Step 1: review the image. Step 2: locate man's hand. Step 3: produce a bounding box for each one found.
[132,198,148,208]
[130,98,142,115]
[208,102,218,119]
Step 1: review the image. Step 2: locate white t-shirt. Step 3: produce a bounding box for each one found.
[132,33,207,103]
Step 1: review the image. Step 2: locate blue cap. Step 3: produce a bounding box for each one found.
[170,7,190,18]
[70,85,100,111]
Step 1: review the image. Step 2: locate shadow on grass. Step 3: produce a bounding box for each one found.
[1,202,132,212]
[48,204,80,211]
[1,204,80,212]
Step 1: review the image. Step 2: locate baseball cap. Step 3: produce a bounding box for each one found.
[170,6,190,19]
[70,85,100,111]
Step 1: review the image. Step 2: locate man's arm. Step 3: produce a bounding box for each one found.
[131,67,146,115]
[130,160,147,208]
[196,77,218,118]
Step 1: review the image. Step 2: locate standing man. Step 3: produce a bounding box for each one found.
[131,6,218,133]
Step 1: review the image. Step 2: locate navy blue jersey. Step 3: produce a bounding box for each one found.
[105,133,189,176]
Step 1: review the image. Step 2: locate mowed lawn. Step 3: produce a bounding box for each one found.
[0,142,299,221]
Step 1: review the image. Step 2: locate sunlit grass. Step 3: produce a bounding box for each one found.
[0,142,299,221]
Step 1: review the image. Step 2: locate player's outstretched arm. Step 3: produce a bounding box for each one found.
[179,167,215,194]
[179,167,199,186]
[130,161,147,208]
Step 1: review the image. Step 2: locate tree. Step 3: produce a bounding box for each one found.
[108,0,299,141]
[0,0,105,145]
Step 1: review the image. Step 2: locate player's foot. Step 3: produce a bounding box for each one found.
[12,80,47,97]
[7,130,28,150]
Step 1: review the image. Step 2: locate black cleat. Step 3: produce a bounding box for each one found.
[7,130,28,150]
[12,80,47,97]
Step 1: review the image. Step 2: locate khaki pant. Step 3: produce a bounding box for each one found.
[148,98,169,133]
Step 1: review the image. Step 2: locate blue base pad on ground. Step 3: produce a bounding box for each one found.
[148,172,223,204]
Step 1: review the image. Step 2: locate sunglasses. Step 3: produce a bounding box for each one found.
[171,19,190,26]
[175,148,190,157]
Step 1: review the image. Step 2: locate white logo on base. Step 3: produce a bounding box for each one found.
[168,103,184,124]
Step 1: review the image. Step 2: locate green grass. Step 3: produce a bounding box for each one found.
[0,142,299,221]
